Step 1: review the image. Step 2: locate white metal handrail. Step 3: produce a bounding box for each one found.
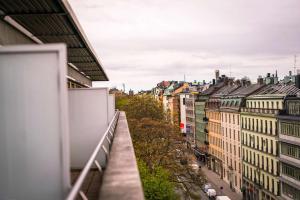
[66,110,120,200]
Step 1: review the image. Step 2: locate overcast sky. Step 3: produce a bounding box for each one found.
[69,0,300,92]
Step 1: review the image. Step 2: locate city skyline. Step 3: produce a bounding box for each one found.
[70,0,300,91]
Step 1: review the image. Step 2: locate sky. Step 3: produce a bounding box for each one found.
[69,0,300,92]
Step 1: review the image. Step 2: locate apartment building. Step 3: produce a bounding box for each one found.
[207,79,239,178]
[241,83,300,200]
[278,97,300,200]
[186,94,196,147]
[194,79,226,162]
[220,79,264,192]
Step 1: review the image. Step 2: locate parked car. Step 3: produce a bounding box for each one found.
[216,196,231,200]
[202,183,212,193]
[206,188,217,199]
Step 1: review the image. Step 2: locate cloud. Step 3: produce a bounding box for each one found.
[69,0,300,91]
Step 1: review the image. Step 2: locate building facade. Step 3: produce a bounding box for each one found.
[220,81,264,193]
[186,94,196,147]
[207,81,239,178]
[194,95,209,161]
[278,97,300,200]
[241,84,300,200]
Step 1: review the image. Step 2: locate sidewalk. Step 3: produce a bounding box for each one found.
[198,162,243,200]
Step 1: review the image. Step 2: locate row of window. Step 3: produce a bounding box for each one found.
[224,142,241,158]
[243,163,279,195]
[206,111,221,121]
[242,132,279,156]
[221,113,240,125]
[281,122,300,138]
[208,121,221,134]
[281,163,300,181]
[223,127,240,141]
[246,100,281,110]
[225,156,241,173]
[241,117,277,135]
[281,142,300,160]
[209,147,222,160]
[242,147,279,176]
[208,135,222,148]
[287,101,300,115]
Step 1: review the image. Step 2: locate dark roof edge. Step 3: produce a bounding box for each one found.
[60,0,109,81]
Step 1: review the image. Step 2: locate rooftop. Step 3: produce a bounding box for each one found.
[0,0,108,81]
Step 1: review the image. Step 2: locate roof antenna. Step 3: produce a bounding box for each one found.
[294,55,297,75]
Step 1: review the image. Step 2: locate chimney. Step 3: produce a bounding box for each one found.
[257,76,264,85]
[289,71,292,76]
[235,79,241,86]
[215,70,220,81]
[267,73,271,77]
[296,74,300,89]
[212,79,216,85]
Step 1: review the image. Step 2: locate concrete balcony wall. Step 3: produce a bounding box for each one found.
[99,112,144,200]
[68,88,114,169]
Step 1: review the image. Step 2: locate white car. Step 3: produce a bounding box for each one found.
[216,196,231,200]
[206,188,217,198]
[203,183,212,192]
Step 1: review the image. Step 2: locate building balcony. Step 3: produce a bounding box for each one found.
[0,46,143,199]
[203,117,209,122]
[241,108,279,115]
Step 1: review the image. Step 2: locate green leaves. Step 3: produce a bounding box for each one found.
[138,160,178,200]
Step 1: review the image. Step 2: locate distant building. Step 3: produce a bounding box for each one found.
[241,76,300,200]
[186,94,196,148]
[278,96,300,200]
[220,78,264,193]
[207,78,239,179]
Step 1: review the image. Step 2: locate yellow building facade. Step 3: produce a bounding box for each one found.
[241,95,284,200]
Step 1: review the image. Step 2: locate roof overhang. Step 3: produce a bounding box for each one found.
[0,0,108,81]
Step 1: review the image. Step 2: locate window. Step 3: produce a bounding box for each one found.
[282,182,300,200]
[282,163,300,181]
[267,102,269,109]
[281,142,300,159]
[271,102,274,109]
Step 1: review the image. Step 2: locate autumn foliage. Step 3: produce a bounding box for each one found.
[116,95,205,200]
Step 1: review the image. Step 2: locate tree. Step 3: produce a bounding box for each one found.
[117,95,206,199]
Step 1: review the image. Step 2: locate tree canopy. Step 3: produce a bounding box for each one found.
[116,94,205,200]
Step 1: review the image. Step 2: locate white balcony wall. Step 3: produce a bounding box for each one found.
[69,88,115,169]
[108,94,116,122]
[0,44,70,200]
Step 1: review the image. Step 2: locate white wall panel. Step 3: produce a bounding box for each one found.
[69,88,114,169]
[0,44,70,200]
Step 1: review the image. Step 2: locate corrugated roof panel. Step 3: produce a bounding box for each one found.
[0,0,108,81]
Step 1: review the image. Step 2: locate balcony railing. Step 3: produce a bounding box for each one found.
[67,111,120,200]
[241,108,279,115]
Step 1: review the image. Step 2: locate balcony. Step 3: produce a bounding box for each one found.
[203,117,209,122]
[0,46,143,200]
[241,108,279,115]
